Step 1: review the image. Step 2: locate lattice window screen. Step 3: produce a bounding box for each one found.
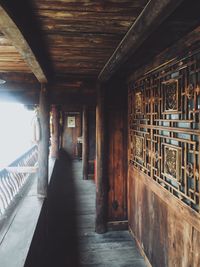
[128,51,200,213]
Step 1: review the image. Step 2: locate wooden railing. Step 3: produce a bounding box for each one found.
[0,146,38,215]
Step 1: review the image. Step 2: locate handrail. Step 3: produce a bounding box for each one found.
[0,146,38,215]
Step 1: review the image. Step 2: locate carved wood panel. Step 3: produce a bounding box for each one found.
[128,51,200,213]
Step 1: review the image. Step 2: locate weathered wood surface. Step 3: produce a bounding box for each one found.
[62,112,81,159]
[128,25,200,82]
[98,0,184,82]
[0,176,44,267]
[121,0,200,81]
[88,108,96,180]
[127,34,200,266]
[95,84,107,234]
[0,5,47,82]
[1,0,200,98]
[107,109,127,222]
[128,167,200,267]
[0,34,31,73]
[38,86,50,197]
[50,105,59,159]
[82,106,89,180]
[32,0,147,78]
[34,1,147,13]
[28,153,147,266]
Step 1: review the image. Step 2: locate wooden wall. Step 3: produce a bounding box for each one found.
[128,27,200,267]
[129,167,200,267]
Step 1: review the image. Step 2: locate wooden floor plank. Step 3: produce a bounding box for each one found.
[73,154,147,267]
[26,151,147,267]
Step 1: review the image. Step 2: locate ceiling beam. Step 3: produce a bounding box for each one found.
[98,0,184,82]
[0,4,48,83]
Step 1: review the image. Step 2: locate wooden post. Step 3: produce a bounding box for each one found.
[95,83,107,234]
[50,105,59,159]
[82,106,89,180]
[59,110,64,149]
[38,84,50,198]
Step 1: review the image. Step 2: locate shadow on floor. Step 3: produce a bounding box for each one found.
[25,150,80,267]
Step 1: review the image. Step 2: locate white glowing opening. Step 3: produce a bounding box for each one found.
[0,103,34,169]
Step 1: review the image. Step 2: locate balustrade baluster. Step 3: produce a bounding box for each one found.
[0,146,38,216]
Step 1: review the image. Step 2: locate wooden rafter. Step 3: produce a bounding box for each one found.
[0,5,48,83]
[98,0,184,82]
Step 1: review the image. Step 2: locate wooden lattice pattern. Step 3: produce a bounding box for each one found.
[128,50,200,213]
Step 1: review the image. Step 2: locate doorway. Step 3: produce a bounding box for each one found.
[62,112,82,159]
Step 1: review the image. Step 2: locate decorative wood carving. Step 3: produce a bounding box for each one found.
[129,50,200,213]
[163,80,179,112]
[163,144,181,182]
[134,136,144,161]
[135,92,142,113]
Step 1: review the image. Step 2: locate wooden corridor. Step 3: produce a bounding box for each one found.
[26,150,147,267]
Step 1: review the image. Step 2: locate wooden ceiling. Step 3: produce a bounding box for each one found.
[0,0,148,94]
[0,0,200,105]
[0,33,30,73]
[32,0,148,78]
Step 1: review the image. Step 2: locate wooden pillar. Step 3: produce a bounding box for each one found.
[95,83,107,234]
[38,85,50,198]
[59,110,64,149]
[82,106,89,180]
[50,105,59,159]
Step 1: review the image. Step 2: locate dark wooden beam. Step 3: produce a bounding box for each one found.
[0,4,48,83]
[49,91,96,106]
[82,106,89,180]
[0,73,38,84]
[38,85,50,197]
[98,0,184,82]
[95,83,107,234]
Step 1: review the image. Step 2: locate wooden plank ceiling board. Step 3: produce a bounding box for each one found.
[0,2,48,83]
[0,31,40,92]
[33,0,149,78]
[0,33,31,73]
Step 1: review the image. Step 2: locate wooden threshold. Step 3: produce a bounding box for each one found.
[107,220,128,231]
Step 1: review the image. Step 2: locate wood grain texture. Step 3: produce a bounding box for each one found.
[128,25,200,82]
[33,0,147,78]
[0,6,47,82]
[128,167,200,267]
[62,112,81,159]
[107,109,127,222]
[50,105,59,159]
[88,108,96,180]
[82,106,89,180]
[95,83,107,234]
[99,0,184,82]
[38,86,50,197]
[0,34,31,73]
[25,157,147,266]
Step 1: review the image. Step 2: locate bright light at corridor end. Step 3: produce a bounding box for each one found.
[0,102,35,169]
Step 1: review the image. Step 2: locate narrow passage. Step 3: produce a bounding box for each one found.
[28,151,147,267]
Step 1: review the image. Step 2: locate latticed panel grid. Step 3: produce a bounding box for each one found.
[128,51,200,213]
